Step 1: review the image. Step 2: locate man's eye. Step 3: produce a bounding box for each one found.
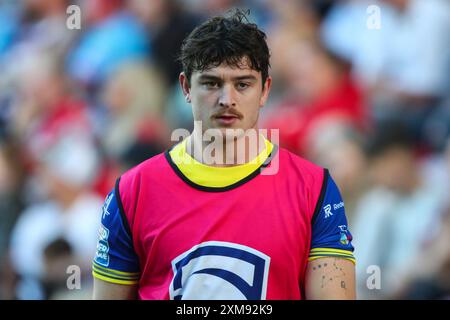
[237,82,250,90]
[203,81,219,88]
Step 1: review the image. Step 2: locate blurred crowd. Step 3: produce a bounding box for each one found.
[0,0,449,300]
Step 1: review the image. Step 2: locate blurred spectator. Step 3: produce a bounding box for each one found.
[41,237,75,299]
[321,0,450,151]
[0,0,77,59]
[0,254,18,300]
[40,237,93,299]
[0,0,77,97]
[100,61,169,170]
[0,142,24,260]
[19,0,76,54]
[307,124,369,223]
[394,204,450,299]
[127,0,202,132]
[421,98,450,153]
[7,50,93,173]
[265,0,319,94]
[184,0,241,16]
[310,0,336,19]
[127,0,201,86]
[322,0,450,99]
[263,39,368,157]
[352,122,448,299]
[0,0,79,138]
[394,138,450,299]
[66,0,149,91]
[0,1,20,55]
[9,134,102,299]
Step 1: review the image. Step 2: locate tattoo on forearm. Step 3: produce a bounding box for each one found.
[312,258,347,289]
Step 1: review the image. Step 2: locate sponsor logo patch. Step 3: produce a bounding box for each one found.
[170,241,271,300]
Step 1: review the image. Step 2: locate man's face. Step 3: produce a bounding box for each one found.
[180,57,271,137]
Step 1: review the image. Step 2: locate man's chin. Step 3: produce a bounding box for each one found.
[207,127,263,144]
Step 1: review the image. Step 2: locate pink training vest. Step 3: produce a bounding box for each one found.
[118,146,324,300]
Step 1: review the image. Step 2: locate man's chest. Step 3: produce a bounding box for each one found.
[133,188,311,289]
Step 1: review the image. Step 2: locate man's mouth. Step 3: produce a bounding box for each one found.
[214,114,240,125]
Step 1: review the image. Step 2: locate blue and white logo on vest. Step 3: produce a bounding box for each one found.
[169,241,270,300]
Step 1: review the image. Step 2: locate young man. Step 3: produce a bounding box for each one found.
[92,11,356,300]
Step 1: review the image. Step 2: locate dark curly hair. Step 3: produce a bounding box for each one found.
[178,9,271,87]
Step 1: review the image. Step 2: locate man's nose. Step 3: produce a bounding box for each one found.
[218,84,236,108]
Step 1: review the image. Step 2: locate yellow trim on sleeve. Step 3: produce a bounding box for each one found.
[92,271,139,285]
[308,247,356,265]
[310,248,354,255]
[92,264,140,281]
[92,261,140,276]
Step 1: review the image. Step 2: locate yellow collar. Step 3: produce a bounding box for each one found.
[168,137,274,188]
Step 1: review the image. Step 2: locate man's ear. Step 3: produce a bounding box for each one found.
[259,76,272,107]
[179,72,191,103]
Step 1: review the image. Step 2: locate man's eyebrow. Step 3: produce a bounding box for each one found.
[197,74,222,81]
[197,74,257,81]
[233,75,257,81]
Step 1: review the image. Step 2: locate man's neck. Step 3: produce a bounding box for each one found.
[187,130,267,167]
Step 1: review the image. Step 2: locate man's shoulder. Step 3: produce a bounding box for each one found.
[119,151,169,185]
[115,151,170,212]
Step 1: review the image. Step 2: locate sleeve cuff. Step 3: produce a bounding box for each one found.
[92,261,140,285]
[308,248,356,265]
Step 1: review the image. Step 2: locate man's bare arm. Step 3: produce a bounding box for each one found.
[305,257,356,300]
[93,278,138,300]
